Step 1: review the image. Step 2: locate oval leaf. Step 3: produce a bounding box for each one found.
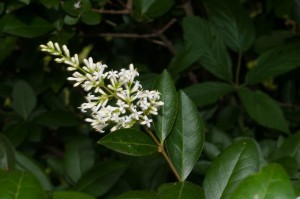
[203,138,259,199]
[0,133,16,171]
[12,80,36,120]
[53,191,96,199]
[200,29,233,81]
[204,0,255,52]
[183,82,233,107]
[15,151,52,190]
[231,164,296,199]
[0,170,46,199]
[238,87,289,133]
[98,129,157,156]
[64,136,95,183]
[116,191,157,199]
[75,161,127,197]
[153,70,178,142]
[157,181,204,199]
[246,45,300,85]
[166,91,205,181]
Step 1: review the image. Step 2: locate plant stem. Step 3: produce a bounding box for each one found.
[143,126,182,182]
[235,51,242,85]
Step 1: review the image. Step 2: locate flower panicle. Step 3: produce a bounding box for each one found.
[40,41,164,133]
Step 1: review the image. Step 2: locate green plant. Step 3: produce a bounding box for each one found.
[1,0,300,198]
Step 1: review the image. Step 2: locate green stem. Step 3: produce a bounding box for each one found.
[143,126,182,182]
[235,51,242,85]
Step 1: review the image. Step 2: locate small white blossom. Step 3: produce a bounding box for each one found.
[40,41,164,133]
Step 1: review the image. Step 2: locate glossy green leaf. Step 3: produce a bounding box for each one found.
[64,15,79,25]
[169,16,212,74]
[0,170,46,199]
[238,87,289,133]
[200,31,233,81]
[75,161,127,197]
[53,191,96,199]
[153,70,177,142]
[157,181,204,199]
[116,191,157,199]
[134,0,174,18]
[183,82,233,107]
[166,91,205,181]
[15,151,52,191]
[203,138,259,199]
[0,134,16,171]
[12,80,36,120]
[98,129,157,156]
[245,45,300,85]
[3,15,53,38]
[204,0,255,52]
[231,164,296,199]
[64,136,95,183]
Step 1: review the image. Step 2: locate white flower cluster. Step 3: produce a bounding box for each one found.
[40,41,164,133]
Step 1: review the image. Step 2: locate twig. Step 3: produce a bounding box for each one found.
[182,0,194,16]
[95,19,177,39]
[92,0,132,15]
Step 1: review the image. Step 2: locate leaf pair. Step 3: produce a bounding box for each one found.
[203,138,296,199]
[99,70,205,181]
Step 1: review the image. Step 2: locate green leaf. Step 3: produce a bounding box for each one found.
[98,129,157,156]
[53,191,96,199]
[273,132,300,161]
[0,134,16,171]
[183,16,212,59]
[203,138,259,199]
[153,70,177,142]
[15,151,52,191]
[0,37,17,63]
[64,15,79,25]
[157,181,204,199]
[0,170,46,199]
[34,110,80,127]
[134,0,174,19]
[199,31,233,81]
[166,91,205,181]
[12,80,36,120]
[64,136,95,183]
[169,16,212,74]
[81,12,101,25]
[116,191,157,199]
[3,15,54,38]
[0,2,4,14]
[74,161,127,197]
[3,121,32,147]
[245,45,300,85]
[183,82,233,107]
[39,0,59,8]
[19,0,31,4]
[204,0,255,52]
[238,87,289,133]
[231,164,296,199]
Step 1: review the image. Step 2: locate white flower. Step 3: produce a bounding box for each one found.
[141,115,152,127]
[40,41,164,133]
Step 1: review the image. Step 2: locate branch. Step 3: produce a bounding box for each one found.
[96,19,177,39]
[181,0,194,16]
[92,0,132,15]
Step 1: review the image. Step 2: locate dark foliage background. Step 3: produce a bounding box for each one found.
[0,0,300,198]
